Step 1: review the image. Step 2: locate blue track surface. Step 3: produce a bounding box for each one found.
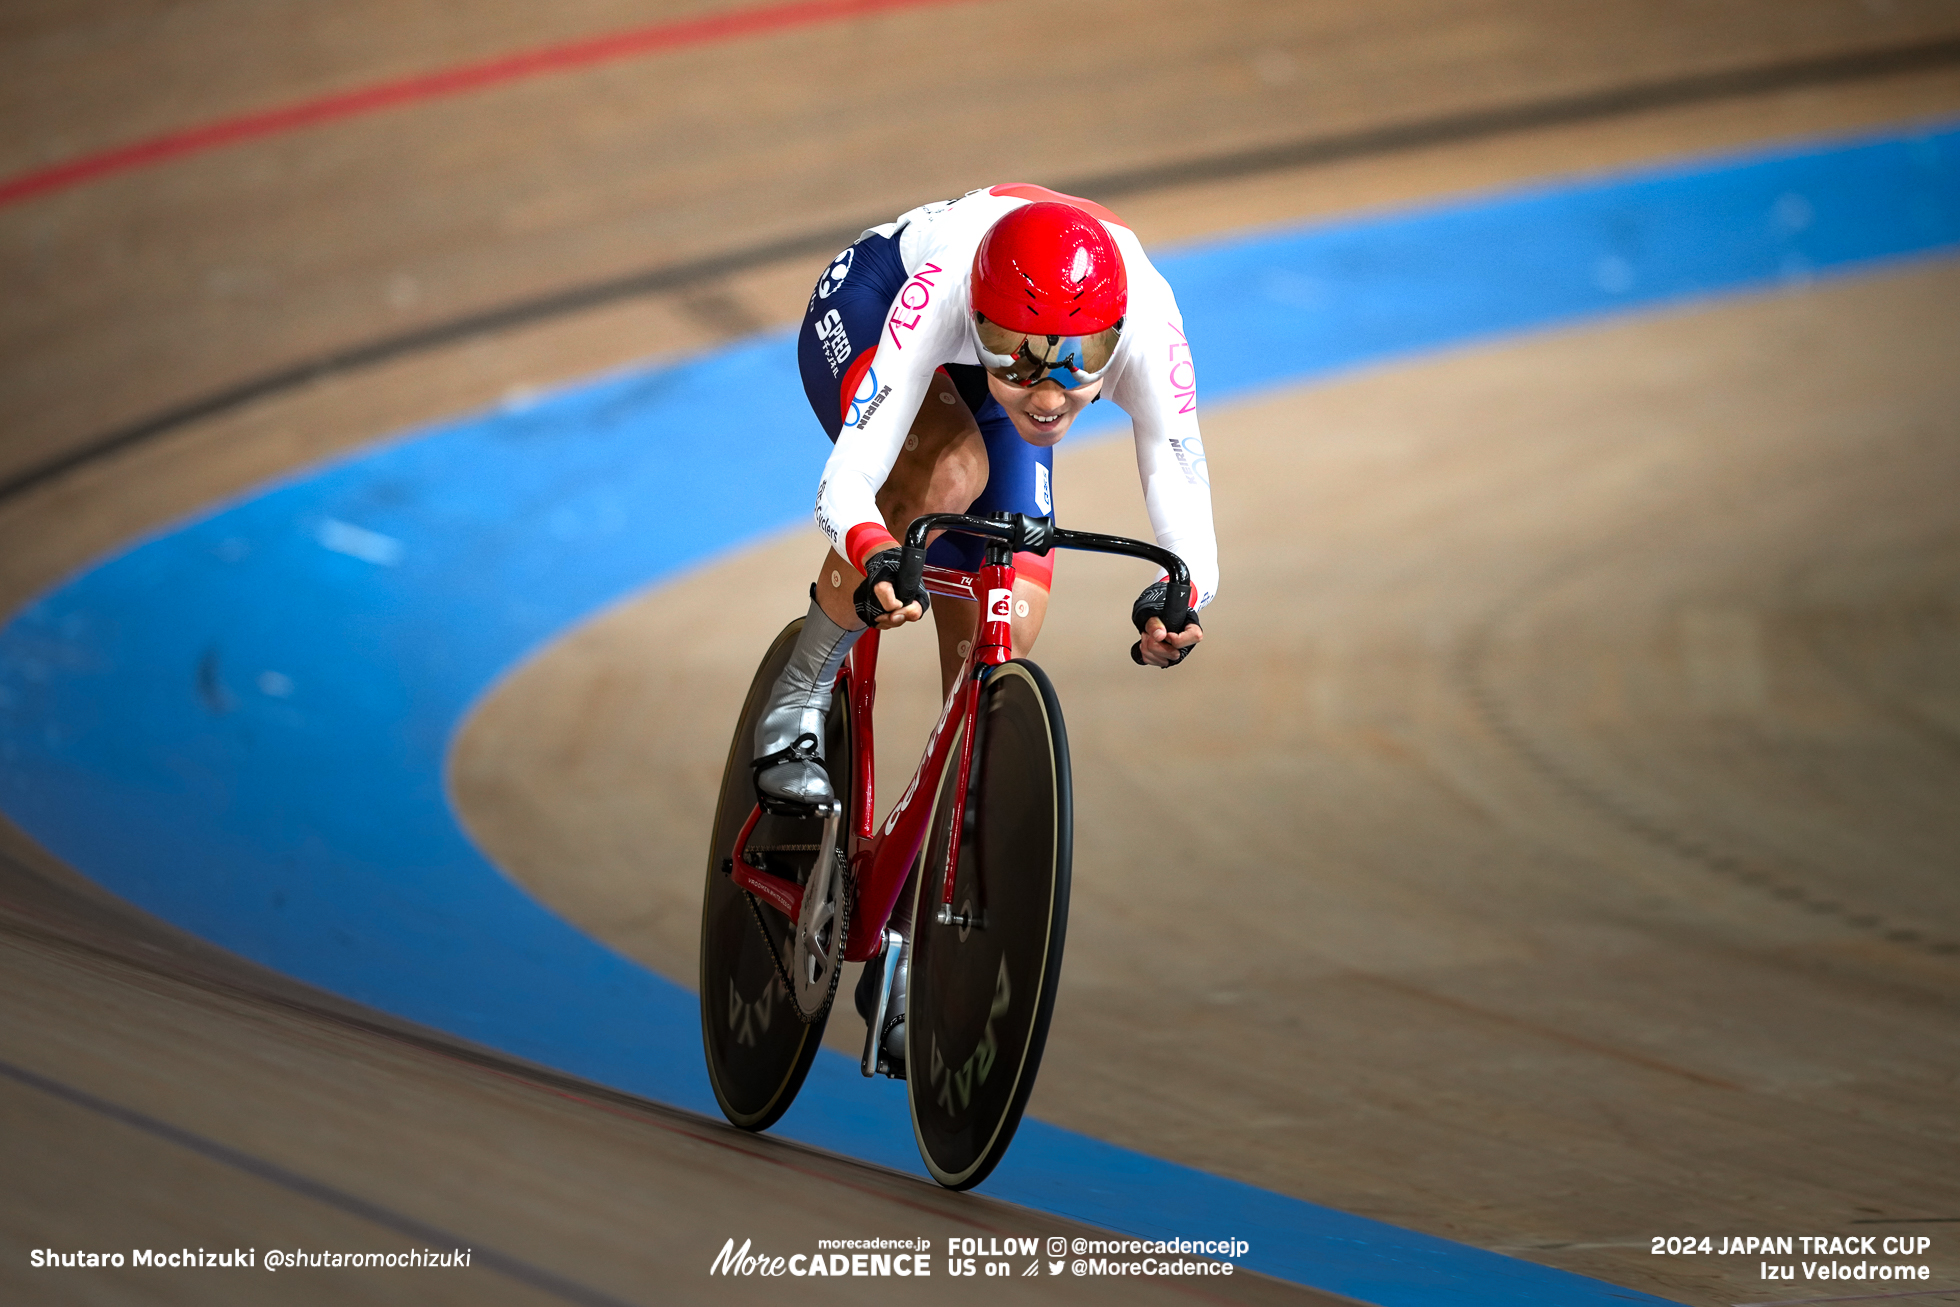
[3,122,1955,1305]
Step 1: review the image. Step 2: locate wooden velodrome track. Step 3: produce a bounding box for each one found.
[4,3,1960,1304]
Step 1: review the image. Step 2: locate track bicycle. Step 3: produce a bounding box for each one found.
[698,511,1194,1189]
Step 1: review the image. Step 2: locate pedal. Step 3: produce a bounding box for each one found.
[755,788,841,819]
[740,802,840,879]
[859,927,908,1079]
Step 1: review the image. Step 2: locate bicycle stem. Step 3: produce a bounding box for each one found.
[899,511,1195,634]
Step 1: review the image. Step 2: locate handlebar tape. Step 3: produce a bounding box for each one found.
[1161,580,1192,637]
[896,545,927,608]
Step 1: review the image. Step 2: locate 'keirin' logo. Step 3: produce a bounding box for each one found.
[816,247,854,299]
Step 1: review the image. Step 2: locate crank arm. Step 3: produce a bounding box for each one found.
[860,927,907,1078]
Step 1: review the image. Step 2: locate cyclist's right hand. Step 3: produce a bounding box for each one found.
[1135,614,1202,666]
[1131,578,1201,667]
[854,549,929,630]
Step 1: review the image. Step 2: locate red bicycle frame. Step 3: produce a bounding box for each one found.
[727,557,1015,961]
[726,510,1193,964]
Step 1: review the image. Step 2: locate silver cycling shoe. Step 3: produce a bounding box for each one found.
[752,597,863,812]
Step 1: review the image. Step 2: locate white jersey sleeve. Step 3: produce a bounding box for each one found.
[812,240,968,571]
[1104,235,1219,609]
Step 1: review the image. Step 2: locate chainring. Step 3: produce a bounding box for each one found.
[744,845,850,1026]
[790,844,851,1022]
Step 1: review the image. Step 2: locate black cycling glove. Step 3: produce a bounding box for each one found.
[854,549,929,626]
[1131,580,1200,667]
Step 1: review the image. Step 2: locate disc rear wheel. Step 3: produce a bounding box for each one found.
[905,659,1071,1189]
[700,618,854,1131]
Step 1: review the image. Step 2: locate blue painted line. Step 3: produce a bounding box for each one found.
[1166,120,1959,402]
[3,121,1956,1305]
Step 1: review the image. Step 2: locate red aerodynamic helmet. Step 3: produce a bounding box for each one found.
[970,200,1128,390]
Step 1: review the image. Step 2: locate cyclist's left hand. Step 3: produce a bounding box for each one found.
[853,548,929,630]
[866,579,926,630]
[1136,617,1202,667]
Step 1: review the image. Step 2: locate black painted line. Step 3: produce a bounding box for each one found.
[1069,35,1960,202]
[6,33,1958,507]
[0,226,865,505]
[0,887,708,1130]
[0,1056,646,1307]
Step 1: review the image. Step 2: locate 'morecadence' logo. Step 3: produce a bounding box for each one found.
[709,1239,930,1277]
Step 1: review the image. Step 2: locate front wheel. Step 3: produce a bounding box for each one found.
[905,659,1072,1189]
[700,618,852,1131]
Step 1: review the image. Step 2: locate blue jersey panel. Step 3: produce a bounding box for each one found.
[798,232,909,440]
[798,230,1057,574]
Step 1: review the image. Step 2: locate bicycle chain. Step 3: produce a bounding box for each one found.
[743,888,798,998]
[742,846,852,1026]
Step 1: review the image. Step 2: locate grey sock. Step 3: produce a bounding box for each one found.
[754,598,865,768]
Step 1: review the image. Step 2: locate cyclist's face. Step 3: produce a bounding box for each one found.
[986,373,1104,447]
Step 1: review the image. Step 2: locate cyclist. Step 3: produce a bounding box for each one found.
[753,185,1217,814]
